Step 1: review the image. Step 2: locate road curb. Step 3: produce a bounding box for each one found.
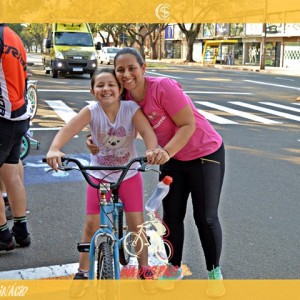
[0,263,79,280]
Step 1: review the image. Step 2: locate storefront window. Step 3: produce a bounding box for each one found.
[246,43,260,65]
[164,41,181,59]
[230,24,244,36]
[265,42,281,67]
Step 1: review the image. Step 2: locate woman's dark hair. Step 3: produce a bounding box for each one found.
[90,68,121,89]
[114,47,145,67]
[113,48,145,100]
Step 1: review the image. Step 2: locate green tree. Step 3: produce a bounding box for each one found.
[125,23,159,59]
[7,23,24,36]
[24,24,48,53]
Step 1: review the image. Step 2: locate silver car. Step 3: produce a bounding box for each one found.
[98,47,120,65]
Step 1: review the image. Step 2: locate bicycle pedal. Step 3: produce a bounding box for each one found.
[77,242,90,252]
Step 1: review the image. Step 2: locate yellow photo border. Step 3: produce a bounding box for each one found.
[0,279,299,299]
[0,0,300,23]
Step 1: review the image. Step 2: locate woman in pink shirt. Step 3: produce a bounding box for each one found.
[89,48,225,285]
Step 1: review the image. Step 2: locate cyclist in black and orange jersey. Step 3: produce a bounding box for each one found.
[0,23,31,251]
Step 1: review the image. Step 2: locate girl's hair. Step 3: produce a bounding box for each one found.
[90,68,121,89]
[114,47,145,67]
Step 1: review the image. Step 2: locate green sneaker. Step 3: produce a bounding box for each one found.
[208,266,223,280]
[207,267,225,298]
[157,264,183,291]
[159,264,183,280]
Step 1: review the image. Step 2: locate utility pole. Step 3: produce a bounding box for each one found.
[158,29,162,60]
[260,23,266,70]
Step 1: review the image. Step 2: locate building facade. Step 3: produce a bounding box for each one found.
[163,23,300,69]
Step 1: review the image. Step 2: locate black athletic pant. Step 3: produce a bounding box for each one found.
[160,143,225,271]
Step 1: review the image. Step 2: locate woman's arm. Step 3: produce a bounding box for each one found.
[162,104,196,157]
[151,105,196,165]
[46,107,91,171]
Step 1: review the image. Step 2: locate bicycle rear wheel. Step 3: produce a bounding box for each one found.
[97,242,114,279]
[118,207,131,266]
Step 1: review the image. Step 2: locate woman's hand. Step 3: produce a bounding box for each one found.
[145,148,170,165]
[86,136,99,155]
[46,149,65,172]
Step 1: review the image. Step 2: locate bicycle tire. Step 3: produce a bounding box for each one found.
[118,207,131,266]
[20,135,30,160]
[27,85,38,119]
[97,242,114,279]
[123,232,143,258]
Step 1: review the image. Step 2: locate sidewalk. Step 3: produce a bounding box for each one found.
[146,58,300,77]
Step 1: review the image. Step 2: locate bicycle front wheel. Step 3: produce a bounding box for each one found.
[27,85,38,119]
[118,207,131,266]
[97,242,114,279]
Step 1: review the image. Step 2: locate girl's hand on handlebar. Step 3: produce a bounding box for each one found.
[46,150,65,172]
[86,136,99,155]
[145,148,170,165]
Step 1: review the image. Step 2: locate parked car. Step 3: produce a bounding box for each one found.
[98,47,120,65]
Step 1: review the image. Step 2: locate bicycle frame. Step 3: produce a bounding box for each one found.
[88,199,124,279]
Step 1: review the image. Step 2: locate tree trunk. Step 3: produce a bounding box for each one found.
[186,43,194,62]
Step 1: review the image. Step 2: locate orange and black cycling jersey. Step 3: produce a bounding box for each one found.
[0,24,28,120]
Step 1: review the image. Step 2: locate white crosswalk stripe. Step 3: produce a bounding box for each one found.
[259,102,300,113]
[197,109,238,124]
[42,100,300,127]
[195,101,281,124]
[230,101,300,122]
[45,100,77,123]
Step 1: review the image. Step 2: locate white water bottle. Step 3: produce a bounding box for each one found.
[145,176,173,212]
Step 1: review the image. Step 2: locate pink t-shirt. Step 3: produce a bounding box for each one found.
[126,76,222,160]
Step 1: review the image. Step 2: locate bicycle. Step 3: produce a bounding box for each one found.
[27,75,38,119]
[20,130,40,161]
[20,78,40,160]
[123,214,173,264]
[43,156,160,280]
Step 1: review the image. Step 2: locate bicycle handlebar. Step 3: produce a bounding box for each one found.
[42,156,147,190]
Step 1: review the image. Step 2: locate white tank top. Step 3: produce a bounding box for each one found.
[87,100,140,182]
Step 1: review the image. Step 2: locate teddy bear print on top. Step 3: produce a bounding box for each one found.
[97,126,130,166]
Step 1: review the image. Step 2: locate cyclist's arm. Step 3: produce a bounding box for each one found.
[46,107,91,171]
[132,108,158,163]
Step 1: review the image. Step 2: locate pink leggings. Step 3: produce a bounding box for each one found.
[86,172,144,214]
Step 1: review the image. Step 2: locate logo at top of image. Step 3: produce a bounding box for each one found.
[155,4,171,20]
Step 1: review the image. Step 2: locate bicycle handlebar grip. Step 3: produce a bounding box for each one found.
[42,157,69,163]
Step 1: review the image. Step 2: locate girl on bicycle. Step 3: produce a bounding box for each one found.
[46,68,158,280]
[88,48,225,286]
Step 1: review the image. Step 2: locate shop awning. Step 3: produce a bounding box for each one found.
[204,40,239,46]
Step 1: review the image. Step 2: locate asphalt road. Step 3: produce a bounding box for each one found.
[0,61,299,280]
